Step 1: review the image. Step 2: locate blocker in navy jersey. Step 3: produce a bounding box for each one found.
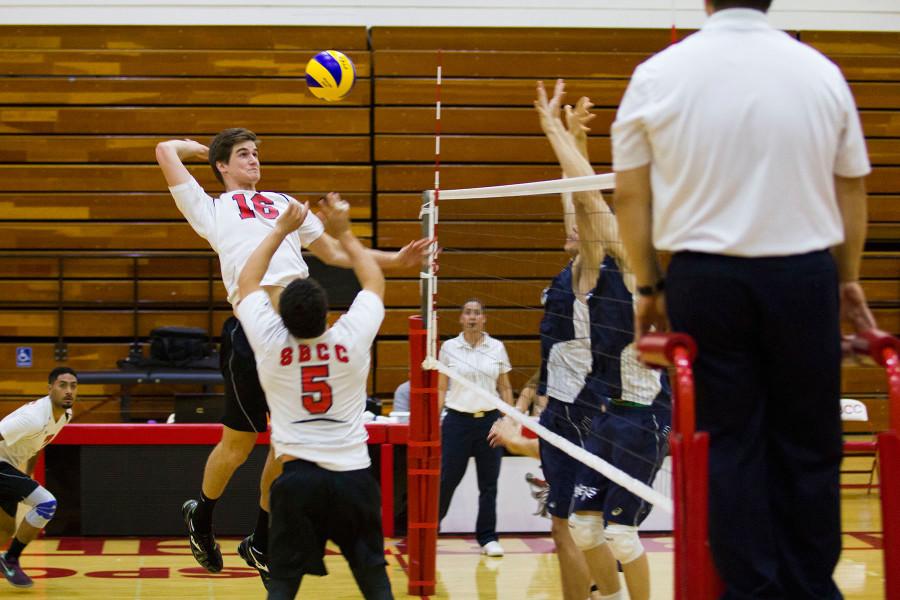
[537,260,602,519]
[538,255,671,519]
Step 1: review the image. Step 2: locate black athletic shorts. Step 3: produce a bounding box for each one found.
[0,461,38,519]
[269,458,387,579]
[221,316,268,433]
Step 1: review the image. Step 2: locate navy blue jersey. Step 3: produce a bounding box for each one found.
[539,256,670,410]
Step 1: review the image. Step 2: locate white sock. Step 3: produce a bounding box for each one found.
[599,591,623,600]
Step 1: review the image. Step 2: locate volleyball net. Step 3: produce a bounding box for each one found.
[405,168,900,600]
[406,169,681,596]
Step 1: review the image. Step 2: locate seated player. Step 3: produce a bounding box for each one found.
[236,194,393,600]
[0,367,76,588]
[536,79,671,600]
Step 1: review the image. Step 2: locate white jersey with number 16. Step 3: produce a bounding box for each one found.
[236,289,384,472]
[169,176,325,307]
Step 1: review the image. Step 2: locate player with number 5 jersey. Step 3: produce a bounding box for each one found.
[155,128,428,587]
[237,193,392,599]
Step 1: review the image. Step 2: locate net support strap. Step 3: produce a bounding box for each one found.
[424,357,674,514]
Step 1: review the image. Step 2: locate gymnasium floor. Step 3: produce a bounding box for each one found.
[6,491,885,599]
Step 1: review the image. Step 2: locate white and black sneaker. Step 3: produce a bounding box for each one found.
[182,499,223,573]
[238,534,270,587]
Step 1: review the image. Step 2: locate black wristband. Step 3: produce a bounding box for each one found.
[636,279,665,297]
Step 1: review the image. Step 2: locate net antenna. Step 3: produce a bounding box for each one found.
[420,53,442,366]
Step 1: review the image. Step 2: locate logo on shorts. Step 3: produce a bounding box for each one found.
[611,507,623,516]
[573,484,598,501]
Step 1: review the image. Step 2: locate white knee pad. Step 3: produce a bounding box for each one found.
[604,523,644,564]
[568,513,606,551]
[22,486,56,529]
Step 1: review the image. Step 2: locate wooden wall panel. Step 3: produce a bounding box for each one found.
[0,136,371,164]
[0,50,371,77]
[0,26,370,51]
[0,26,896,420]
[0,107,371,135]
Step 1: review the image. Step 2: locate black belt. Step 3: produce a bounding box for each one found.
[446,408,499,419]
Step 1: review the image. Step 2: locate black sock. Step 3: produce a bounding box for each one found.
[194,491,217,533]
[253,508,269,554]
[6,537,27,561]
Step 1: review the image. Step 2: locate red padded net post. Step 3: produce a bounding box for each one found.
[638,333,721,600]
[407,315,440,596]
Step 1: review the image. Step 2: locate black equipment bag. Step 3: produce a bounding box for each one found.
[149,327,213,366]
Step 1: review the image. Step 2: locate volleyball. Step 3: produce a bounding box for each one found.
[305,50,356,102]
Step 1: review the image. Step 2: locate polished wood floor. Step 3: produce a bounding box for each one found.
[3,489,885,599]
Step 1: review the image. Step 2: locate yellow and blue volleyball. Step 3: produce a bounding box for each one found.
[305,50,356,102]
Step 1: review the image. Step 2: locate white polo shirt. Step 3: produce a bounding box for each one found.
[612,8,871,257]
[0,396,71,469]
[169,176,325,307]
[439,333,511,413]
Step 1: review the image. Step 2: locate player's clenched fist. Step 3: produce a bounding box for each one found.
[317,192,351,237]
[274,200,308,236]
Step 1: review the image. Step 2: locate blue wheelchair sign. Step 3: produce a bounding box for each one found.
[15,347,32,368]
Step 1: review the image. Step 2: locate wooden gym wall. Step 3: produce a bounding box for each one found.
[0,26,896,429]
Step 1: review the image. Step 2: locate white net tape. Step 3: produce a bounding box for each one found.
[426,356,674,514]
[424,172,615,201]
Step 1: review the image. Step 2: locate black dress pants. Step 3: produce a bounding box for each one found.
[438,409,503,547]
[666,250,843,600]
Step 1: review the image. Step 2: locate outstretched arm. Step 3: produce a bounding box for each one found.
[155,139,209,187]
[317,192,385,300]
[238,200,309,300]
[535,80,631,288]
[306,228,431,272]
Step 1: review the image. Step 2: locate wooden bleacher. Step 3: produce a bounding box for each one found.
[0,26,896,430]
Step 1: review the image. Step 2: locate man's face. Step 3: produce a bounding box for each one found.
[459,301,486,333]
[49,374,77,410]
[218,140,261,187]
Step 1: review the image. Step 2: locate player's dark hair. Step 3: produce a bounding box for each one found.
[49,366,77,384]
[461,298,484,312]
[279,278,329,339]
[208,128,259,185]
[711,0,771,11]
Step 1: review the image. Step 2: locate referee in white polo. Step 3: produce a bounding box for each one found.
[611,1,876,598]
[436,299,514,558]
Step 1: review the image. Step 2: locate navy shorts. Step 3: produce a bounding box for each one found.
[572,403,670,526]
[221,316,268,433]
[537,398,597,519]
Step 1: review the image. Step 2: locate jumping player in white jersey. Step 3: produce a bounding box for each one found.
[236,194,392,599]
[0,367,76,588]
[156,129,427,584]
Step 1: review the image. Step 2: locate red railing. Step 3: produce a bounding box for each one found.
[846,329,900,599]
[643,329,900,600]
[638,332,723,599]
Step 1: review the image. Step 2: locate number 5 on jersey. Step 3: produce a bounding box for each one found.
[301,365,333,414]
